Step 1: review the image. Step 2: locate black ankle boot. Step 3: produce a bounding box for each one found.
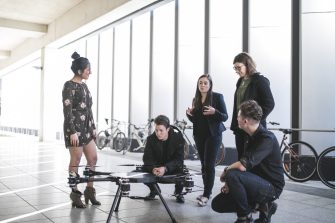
[84,186,101,205]
[255,201,277,223]
[70,190,86,208]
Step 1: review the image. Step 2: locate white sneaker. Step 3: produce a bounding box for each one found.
[196,195,203,201]
[197,196,209,207]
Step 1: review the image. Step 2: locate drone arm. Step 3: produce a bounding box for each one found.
[87,176,117,182]
[68,175,118,188]
[88,170,112,176]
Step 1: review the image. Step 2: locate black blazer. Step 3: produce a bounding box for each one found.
[187,92,228,137]
[142,127,185,174]
[231,73,275,133]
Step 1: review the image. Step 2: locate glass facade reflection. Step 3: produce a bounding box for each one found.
[0,0,333,152]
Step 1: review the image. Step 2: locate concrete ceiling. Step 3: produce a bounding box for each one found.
[0,0,84,59]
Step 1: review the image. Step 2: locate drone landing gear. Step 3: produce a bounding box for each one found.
[106,183,122,223]
[106,182,177,223]
[152,183,177,223]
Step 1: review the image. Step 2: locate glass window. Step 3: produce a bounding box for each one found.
[301,3,335,151]
[113,21,130,123]
[177,0,205,121]
[86,35,99,124]
[209,0,243,147]
[131,13,151,125]
[302,0,335,12]
[250,0,291,141]
[98,28,114,130]
[151,2,175,120]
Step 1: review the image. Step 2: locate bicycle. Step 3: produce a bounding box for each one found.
[316,146,335,189]
[269,122,318,182]
[96,118,127,153]
[174,119,225,166]
[126,119,154,153]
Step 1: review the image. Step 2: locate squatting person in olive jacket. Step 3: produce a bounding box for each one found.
[231,52,275,160]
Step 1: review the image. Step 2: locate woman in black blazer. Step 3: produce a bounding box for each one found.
[186,74,228,206]
[231,52,275,160]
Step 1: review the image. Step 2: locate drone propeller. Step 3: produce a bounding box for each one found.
[170,189,204,196]
[70,165,100,168]
[118,164,144,166]
[84,169,115,176]
[188,171,203,176]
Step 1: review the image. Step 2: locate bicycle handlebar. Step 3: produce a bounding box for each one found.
[268,121,292,134]
[174,119,193,130]
[268,121,280,126]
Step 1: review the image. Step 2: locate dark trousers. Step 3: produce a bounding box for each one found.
[211,170,277,217]
[144,170,184,195]
[194,134,222,198]
[145,181,183,195]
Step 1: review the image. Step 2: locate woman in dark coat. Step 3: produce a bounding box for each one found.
[231,52,275,160]
[186,74,228,207]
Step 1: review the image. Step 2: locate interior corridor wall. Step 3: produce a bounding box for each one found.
[0,59,41,134]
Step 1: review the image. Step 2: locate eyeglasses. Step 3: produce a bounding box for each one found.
[233,65,245,71]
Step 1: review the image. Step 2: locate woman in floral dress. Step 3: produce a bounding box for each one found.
[62,52,100,208]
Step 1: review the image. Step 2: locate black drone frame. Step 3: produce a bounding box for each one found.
[68,165,195,223]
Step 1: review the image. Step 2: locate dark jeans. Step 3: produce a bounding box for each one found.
[194,134,222,198]
[212,170,277,217]
[145,182,183,195]
[144,170,184,195]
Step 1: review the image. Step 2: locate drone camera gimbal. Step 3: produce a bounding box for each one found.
[119,178,130,196]
[68,171,82,188]
[184,175,194,193]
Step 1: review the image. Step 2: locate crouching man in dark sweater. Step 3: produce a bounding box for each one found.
[212,100,284,223]
[142,115,186,203]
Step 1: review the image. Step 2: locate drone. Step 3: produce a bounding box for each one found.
[68,165,196,223]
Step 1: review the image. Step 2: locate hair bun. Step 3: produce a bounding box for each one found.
[71,52,81,60]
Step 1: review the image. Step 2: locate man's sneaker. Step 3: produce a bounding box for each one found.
[197,196,209,207]
[175,194,185,203]
[254,201,277,223]
[234,214,253,223]
[144,191,157,200]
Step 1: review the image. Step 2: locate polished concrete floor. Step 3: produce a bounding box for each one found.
[0,135,335,223]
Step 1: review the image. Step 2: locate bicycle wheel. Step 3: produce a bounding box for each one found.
[113,132,126,152]
[317,146,335,189]
[281,141,317,182]
[215,143,225,166]
[122,137,133,155]
[96,130,108,150]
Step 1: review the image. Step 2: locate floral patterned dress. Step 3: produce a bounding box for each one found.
[62,80,96,148]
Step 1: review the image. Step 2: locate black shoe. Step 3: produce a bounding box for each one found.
[234,214,253,223]
[144,191,157,200]
[175,194,185,203]
[254,202,277,223]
